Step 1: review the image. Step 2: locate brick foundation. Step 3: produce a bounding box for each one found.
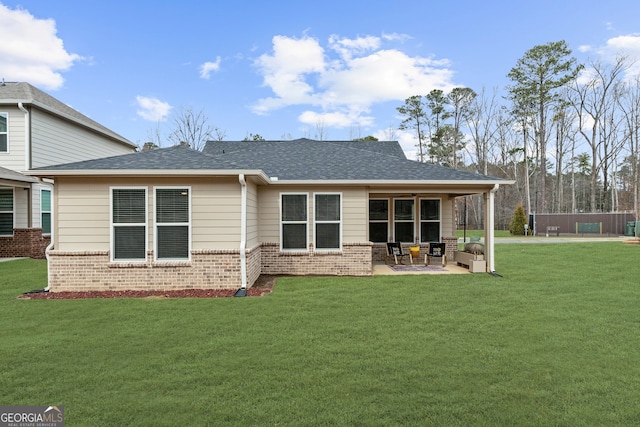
[46,242,372,292]
[0,228,50,259]
[260,242,373,276]
[47,247,262,292]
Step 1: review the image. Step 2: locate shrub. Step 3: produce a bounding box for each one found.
[509,204,527,235]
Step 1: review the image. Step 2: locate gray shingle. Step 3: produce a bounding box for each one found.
[34,140,506,182]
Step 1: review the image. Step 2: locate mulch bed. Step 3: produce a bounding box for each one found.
[19,275,277,300]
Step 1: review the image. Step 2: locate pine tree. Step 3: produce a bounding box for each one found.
[509,204,528,235]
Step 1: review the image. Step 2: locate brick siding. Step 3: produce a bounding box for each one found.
[47,242,372,292]
[47,247,262,292]
[0,228,50,259]
[260,242,372,276]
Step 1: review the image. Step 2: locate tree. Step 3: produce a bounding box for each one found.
[569,56,629,212]
[242,133,266,141]
[167,107,224,150]
[507,40,583,213]
[508,204,528,235]
[447,87,476,169]
[353,135,378,141]
[397,95,428,162]
[425,89,451,164]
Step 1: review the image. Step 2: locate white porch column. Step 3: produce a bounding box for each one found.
[484,185,498,272]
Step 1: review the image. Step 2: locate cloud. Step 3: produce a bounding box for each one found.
[590,34,640,79]
[135,96,172,121]
[199,57,222,79]
[0,4,82,90]
[251,33,455,130]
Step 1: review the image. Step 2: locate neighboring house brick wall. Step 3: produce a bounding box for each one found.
[47,249,261,292]
[260,242,372,277]
[0,228,49,258]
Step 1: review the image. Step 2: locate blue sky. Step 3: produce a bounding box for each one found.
[2,0,640,155]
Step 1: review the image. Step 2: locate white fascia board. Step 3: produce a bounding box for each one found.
[25,169,271,182]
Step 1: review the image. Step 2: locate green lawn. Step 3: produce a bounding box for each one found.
[1,242,640,426]
[456,229,511,238]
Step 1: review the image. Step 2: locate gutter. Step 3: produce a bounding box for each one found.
[235,174,248,296]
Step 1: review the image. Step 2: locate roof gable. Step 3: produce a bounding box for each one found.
[0,82,134,148]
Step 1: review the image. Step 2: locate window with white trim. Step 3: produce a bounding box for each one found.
[0,188,13,236]
[155,187,190,260]
[420,199,441,242]
[0,113,7,153]
[111,187,147,261]
[394,199,414,242]
[281,193,307,250]
[368,199,389,243]
[315,193,341,250]
[41,189,51,235]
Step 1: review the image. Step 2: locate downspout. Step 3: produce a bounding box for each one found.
[238,174,248,291]
[485,184,499,273]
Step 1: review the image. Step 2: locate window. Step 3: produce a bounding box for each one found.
[394,199,414,242]
[111,187,147,261]
[281,193,307,250]
[369,199,389,243]
[315,193,341,250]
[155,187,190,260]
[41,189,51,235]
[0,113,7,152]
[0,188,13,236]
[420,199,441,242]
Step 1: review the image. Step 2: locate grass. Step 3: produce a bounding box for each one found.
[456,229,511,238]
[1,242,640,426]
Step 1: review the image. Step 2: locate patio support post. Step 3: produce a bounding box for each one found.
[484,185,498,273]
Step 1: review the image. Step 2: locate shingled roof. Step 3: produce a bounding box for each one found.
[30,140,506,183]
[0,82,134,148]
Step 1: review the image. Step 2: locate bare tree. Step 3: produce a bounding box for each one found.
[569,56,629,211]
[167,107,223,150]
[617,74,640,217]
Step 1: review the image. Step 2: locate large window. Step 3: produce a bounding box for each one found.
[111,187,147,261]
[0,113,7,153]
[420,199,441,242]
[394,199,415,242]
[41,189,51,235]
[315,193,341,250]
[0,188,13,236]
[155,187,190,260]
[369,199,389,243]
[281,193,307,250]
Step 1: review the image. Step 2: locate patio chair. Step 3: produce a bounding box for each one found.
[386,242,412,265]
[425,242,447,266]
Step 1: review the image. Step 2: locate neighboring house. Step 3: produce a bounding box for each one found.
[0,82,136,258]
[29,139,511,292]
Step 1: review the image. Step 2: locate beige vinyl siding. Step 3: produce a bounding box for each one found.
[258,185,368,245]
[13,186,28,228]
[245,180,259,247]
[56,177,110,251]
[55,176,243,252]
[191,177,241,249]
[30,109,134,168]
[0,107,26,171]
